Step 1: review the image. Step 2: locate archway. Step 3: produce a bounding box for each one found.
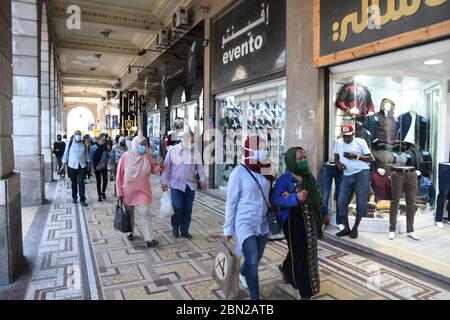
[67,107,95,136]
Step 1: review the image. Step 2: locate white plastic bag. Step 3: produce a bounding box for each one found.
[160,191,174,219]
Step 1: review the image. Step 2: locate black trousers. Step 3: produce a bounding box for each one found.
[94,169,108,196]
[68,166,86,202]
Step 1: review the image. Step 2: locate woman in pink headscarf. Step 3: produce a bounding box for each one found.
[116,135,163,247]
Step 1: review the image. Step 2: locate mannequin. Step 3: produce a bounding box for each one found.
[335,80,375,122]
[371,168,391,202]
[396,103,429,150]
[435,161,450,228]
[367,98,397,145]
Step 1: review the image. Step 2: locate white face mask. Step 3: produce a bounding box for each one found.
[244,147,267,163]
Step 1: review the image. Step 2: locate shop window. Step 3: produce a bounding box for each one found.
[215,80,287,189]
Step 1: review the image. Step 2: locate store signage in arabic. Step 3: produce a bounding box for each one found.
[332,0,447,42]
[221,3,269,65]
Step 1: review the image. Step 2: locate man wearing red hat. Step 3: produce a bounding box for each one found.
[333,124,374,239]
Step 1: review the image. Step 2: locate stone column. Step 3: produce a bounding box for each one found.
[12,0,45,205]
[285,0,325,176]
[0,0,24,285]
[49,45,55,172]
[40,1,51,182]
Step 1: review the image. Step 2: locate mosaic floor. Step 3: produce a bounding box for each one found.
[20,177,450,300]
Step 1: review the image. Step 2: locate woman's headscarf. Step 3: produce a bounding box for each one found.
[285,147,324,239]
[243,136,274,182]
[124,135,151,182]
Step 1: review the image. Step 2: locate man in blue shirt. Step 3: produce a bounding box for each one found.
[61,130,90,207]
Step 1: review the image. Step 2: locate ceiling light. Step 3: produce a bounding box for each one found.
[89,66,97,71]
[424,59,442,65]
[99,29,112,39]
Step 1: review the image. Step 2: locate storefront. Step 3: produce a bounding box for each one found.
[314,0,450,233]
[211,0,287,190]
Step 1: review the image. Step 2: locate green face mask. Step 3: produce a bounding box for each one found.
[296,159,308,171]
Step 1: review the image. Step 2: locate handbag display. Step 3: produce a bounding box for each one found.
[212,240,240,299]
[240,165,285,241]
[114,198,132,233]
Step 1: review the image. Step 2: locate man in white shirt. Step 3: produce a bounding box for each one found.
[334,124,374,239]
[61,130,90,207]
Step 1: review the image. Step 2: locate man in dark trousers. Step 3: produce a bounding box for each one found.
[53,134,66,175]
[61,130,90,207]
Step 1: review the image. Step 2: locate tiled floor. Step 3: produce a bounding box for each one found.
[15,177,450,300]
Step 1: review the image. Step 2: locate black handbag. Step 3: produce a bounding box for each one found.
[114,198,132,233]
[241,165,285,241]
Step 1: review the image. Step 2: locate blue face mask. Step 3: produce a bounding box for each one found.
[74,135,82,142]
[137,145,147,155]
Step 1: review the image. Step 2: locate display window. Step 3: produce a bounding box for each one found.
[169,100,203,142]
[326,39,450,231]
[215,79,287,189]
[147,112,161,159]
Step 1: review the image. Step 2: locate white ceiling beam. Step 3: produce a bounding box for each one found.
[64,93,103,99]
[57,39,140,57]
[62,81,114,89]
[62,72,118,82]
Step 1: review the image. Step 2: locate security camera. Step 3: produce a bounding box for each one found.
[99,29,112,39]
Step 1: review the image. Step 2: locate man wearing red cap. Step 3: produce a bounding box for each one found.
[333,124,374,239]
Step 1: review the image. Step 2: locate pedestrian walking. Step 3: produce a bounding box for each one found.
[271,146,329,300]
[53,134,66,175]
[160,130,207,239]
[116,135,163,247]
[334,124,374,239]
[84,134,93,184]
[90,133,110,202]
[111,136,128,195]
[223,136,273,300]
[60,130,89,207]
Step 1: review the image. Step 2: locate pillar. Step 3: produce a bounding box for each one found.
[49,45,55,171]
[0,0,24,285]
[285,0,325,176]
[12,0,45,205]
[40,1,52,182]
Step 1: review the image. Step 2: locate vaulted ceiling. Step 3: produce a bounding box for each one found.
[49,0,192,102]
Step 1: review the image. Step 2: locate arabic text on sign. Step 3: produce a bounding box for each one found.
[332,0,448,42]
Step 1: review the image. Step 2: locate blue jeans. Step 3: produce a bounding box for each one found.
[56,156,63,173]
[321,164,343,224]
[171,185,195,234]
[436,163,450,222]
[338,169,370,217]
[240,234,268,300]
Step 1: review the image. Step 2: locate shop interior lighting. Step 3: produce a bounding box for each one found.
[424,59,443,65]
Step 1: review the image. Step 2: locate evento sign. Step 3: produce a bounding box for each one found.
[211,0,286,91]
[314,0,450,66]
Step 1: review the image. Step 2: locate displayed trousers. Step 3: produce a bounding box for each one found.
[94,168,108,196]
[129,203,154,242]
[389,171,418,232]
[321,163,343,224]
[338,169,370,217]
[435,163,450,222]
[68,165,86,202]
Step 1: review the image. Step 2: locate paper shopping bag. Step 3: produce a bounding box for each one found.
[212,240,240,299]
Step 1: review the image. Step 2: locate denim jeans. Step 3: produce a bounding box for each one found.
[436,163,450,222]
[240,234,268,300]
[171,185,195,235]
[338,169,370,217]
[56,156,63,173]
[321,164,343,224]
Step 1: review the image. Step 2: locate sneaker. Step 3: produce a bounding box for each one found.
[407,232,420,241]
[436,222,444,229]
[181,232,193,239]
[337,224,345,231]
[239,273,248,289]
[146,239,159,248]
[388,232,395,240]
[127,234,134,241]
[102,193,106,200]
[98,196,102,202]
[80,201,88,207]
[72,199,78,203]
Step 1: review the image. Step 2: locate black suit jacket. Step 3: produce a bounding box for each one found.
[396,112,429,150]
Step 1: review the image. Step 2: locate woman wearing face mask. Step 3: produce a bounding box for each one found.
[111,137,128,195]
[223,136,274,300]
[116,135,164,247]
[270,147,327,300]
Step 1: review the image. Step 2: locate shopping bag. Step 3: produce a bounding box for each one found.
[159,191,174,219]
[113,198,132,233]
[212,240,240,299]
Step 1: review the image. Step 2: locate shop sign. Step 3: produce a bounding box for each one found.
[112,115,120,129]
[314,0,450,66]
[211,0,286,91]
[140,95,147,113]
[105,115,111,129]
[128,91,138,113]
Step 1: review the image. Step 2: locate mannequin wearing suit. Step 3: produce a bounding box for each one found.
[396,103,429,150]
